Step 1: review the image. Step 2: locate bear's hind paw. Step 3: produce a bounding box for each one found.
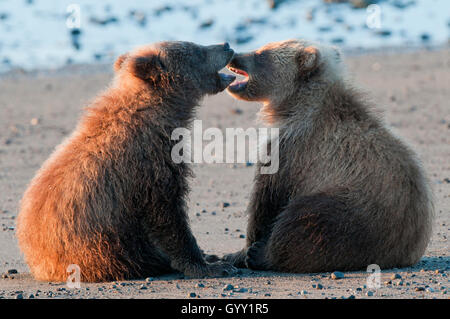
[245,241,267,270]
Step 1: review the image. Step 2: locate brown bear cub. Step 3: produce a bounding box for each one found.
[224,39,433,273]
[17,41,237,282]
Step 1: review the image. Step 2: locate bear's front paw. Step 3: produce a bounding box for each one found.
[245,241,267,270]
[206,261,237,277]
[183,261,237,278]
[223,250,247,268]
[200,249,220,263]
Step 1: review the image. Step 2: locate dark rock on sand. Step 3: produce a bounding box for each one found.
[70,28,82,51]
[89,16,119,26]
[129,10,147,27]
[199,19,214,29]
[331,271,345,280]
[376,29,392,37]
[154,6,173,17]
[235,36,254,45]
[268,0,287,10]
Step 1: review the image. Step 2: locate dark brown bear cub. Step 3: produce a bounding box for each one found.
[17,41,237,282]
[224,39,433,273]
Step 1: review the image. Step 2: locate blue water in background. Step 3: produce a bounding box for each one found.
[0,0,448,72]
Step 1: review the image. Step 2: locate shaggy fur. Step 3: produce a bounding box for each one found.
[224,39,434,273]
[16,41,237,282]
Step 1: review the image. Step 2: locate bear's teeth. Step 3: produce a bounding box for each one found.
[228,67,248,77]
[228,67,249,88]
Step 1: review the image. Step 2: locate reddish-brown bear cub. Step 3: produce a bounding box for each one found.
[17,41,237,282]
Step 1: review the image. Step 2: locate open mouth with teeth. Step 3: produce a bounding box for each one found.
[227,66,249,93]
[215,50,237,91]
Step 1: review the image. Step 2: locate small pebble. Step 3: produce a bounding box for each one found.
[235,287,248,293]
[189,292,197,298]
[331,271,344,280]
[366,291,374,297]
[7,269,18,275]
[390,273,402,280]
[223,284,234,291]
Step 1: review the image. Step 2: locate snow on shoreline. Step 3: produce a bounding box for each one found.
[0,0,448,72]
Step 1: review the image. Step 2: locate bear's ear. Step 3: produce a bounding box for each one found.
[114,53,129,72]
[297,46,320,73]
[128,54,165,81]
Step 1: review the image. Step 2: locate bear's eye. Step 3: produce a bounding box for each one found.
[256,51,269,63]
[256,51,266,58]
[255,52,268,67]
